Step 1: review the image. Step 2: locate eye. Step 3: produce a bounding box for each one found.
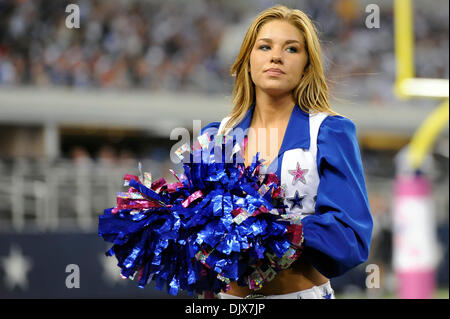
[258,44,271,51]
[286,46,298,53]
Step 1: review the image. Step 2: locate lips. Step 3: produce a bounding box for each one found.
[265,68,285,75]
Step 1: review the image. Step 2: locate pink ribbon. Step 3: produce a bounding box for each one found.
[182,190,203,208]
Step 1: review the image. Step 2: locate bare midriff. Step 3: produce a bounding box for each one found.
[223,258,329,297]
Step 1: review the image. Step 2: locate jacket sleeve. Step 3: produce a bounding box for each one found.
[301,115,373,278]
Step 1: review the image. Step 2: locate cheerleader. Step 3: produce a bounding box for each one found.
[201,5,373,299]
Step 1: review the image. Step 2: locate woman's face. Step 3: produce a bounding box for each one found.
[249,19,308,97]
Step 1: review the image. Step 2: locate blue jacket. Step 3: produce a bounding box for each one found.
[200,104,373,278]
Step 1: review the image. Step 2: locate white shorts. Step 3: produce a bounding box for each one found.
[217,281,335,299]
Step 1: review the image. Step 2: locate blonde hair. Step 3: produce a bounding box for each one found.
[224,5,338,133]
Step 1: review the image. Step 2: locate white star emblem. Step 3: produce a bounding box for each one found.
[99,253,127,286]
[1,244,33,291]
[288,162,309,185]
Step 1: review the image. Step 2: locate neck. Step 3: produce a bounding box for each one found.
[253,91,296,127]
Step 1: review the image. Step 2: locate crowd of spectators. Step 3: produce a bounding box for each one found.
[0,0,448,103]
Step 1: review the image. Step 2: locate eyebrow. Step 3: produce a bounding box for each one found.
[256,38,302,45]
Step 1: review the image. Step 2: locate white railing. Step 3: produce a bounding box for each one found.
[0,157,447,233]
[0,158,178,232]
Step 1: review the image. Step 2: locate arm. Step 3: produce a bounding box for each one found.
[301,116,373,278]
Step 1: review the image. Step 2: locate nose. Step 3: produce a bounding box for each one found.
[271,55,282,63]
[270,45,283,63]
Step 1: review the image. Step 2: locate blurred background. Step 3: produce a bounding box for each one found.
[0,0,448,298]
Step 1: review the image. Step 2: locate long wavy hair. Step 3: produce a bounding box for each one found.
[223,5,338,133]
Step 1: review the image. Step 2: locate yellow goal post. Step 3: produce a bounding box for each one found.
[394,0,449,170]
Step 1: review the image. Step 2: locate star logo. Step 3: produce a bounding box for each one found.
[0,244,33,291]
[323,291,332,299]
[288,162,308,185]
[286,190,305,210]
[99,253,127,286]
